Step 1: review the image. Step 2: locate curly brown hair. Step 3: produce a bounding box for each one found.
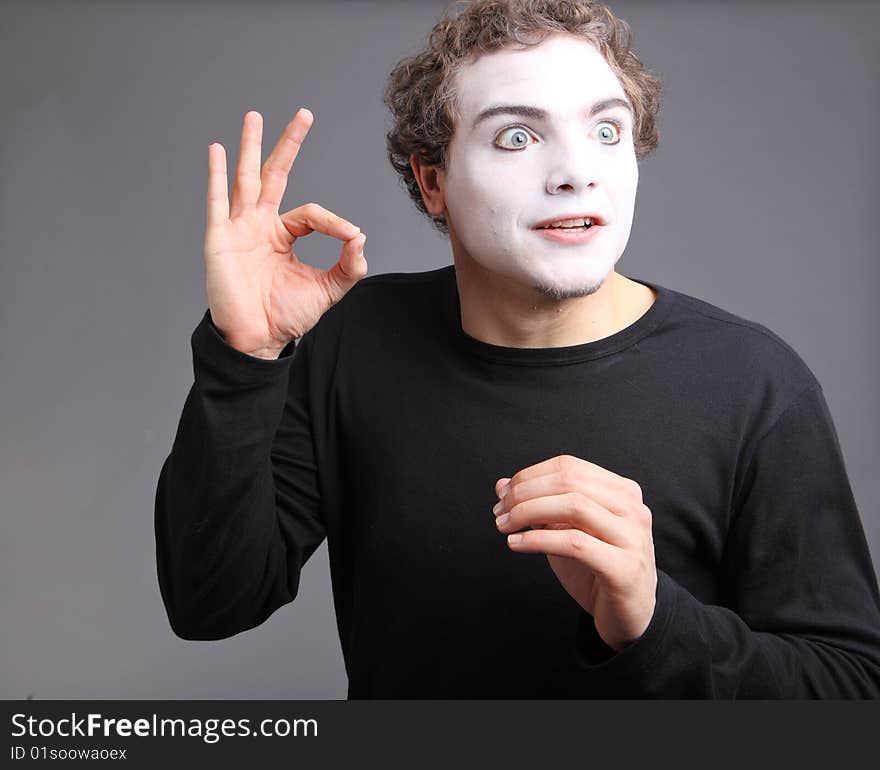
[383,0,663,236]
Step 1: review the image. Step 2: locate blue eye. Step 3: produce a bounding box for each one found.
[493,120,624,150]
[595,120,622,144]
[494,127,535,150]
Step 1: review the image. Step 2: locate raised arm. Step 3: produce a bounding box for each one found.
[154,109,365,639]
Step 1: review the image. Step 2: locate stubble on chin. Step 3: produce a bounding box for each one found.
[531,262,614,301]
[532,278,603,301]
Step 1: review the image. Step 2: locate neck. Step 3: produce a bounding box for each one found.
[453,254,656,349]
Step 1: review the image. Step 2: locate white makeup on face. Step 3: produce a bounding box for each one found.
[441,32,640,302]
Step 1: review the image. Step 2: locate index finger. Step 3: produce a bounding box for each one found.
[206,142,230,228]
[280,202,361,242]
[258,107,313,212]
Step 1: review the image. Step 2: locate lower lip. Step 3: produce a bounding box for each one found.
[533,225,603,243]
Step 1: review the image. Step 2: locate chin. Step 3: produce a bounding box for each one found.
[526,260,615,301]
[532,278,604,301]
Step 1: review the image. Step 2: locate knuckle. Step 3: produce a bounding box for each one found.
[507,498,523,521]
[302,201,322,218]
[262,162,286,181]
[566,492,586,517]
[624,478,643,502]
[567,529,588,552]
[558,466,578,489]
[553,456,569,475]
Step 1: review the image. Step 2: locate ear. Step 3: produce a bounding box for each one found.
[410,154,446,217]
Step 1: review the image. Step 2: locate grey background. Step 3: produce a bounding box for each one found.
[2,0,878,698]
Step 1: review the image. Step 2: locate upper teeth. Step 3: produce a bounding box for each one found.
[543,217,593,228]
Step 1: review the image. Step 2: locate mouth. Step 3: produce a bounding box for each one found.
[532,214,606,243]
[532,212,608,232]
[534,224,602,243]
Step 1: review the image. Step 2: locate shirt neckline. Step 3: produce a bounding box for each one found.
[442,264,676,366]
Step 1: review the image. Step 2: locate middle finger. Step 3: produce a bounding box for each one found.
[229,110,263,218]
[259,107,313,212]
[496,492,631,549]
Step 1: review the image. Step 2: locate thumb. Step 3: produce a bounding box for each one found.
[323,232,367,305]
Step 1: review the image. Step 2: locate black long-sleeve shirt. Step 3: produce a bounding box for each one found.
[154,265,880,698]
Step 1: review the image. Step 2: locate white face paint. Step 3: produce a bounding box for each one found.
[441,33,639,300]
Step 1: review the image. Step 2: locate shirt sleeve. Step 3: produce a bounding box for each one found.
[573,384,880,698]
[154,309,326,640]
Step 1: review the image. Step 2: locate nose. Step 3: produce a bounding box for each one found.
[544,134,599,195]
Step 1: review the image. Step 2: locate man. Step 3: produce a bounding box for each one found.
[154,0,880,697]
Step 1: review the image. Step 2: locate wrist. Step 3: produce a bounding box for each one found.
[243,343,289,360]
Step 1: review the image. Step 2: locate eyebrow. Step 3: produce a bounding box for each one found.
[471,97,634,129]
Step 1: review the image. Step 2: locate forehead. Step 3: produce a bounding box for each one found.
[454,33,625,118]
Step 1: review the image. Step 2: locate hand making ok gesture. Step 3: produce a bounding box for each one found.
[204,109,367,359]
